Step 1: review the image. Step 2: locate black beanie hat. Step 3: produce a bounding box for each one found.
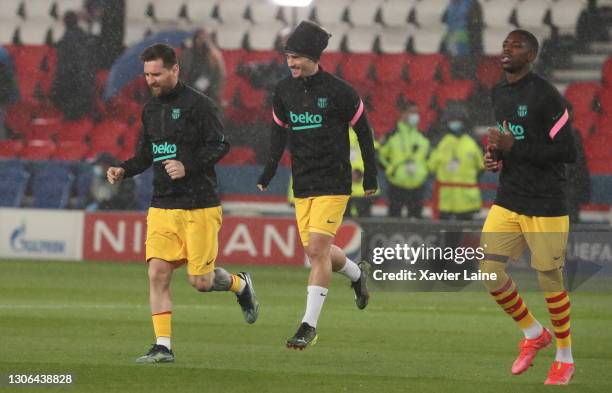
[284,21,331,61]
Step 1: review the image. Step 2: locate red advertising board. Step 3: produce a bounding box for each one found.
[83,212,362,265]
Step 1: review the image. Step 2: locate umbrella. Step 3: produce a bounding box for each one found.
[103,29,194,100]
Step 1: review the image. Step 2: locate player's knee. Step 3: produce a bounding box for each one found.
[537,268,565,292]
[148,266,172,286]
[306,244,328,262]
[479,260,508,292]
[191,275,214,292]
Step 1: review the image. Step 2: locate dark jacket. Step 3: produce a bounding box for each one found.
[120,81,229,209]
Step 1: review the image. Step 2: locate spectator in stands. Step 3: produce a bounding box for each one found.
[239,27,292,92]
[428,106,484,220]
[566,104,591,223]
[86,153,137,211]
[0,61,19,139]
[577,0,610,46]
[378,102,430,218]
[443,0,483,79]
[179,28,226,105]
[51,11,96,120]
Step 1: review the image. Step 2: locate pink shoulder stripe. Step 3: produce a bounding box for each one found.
[349,99,365,126]
[549,109,569,139]
[273,110,288,128]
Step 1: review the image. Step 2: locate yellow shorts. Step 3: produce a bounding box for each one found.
[294,195,350,246]
[146,206,222,276]
[481,205,569,271]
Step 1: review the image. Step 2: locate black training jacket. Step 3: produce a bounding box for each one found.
[120,81,229,209]
[491,72,576,216]
[258,69,378,197]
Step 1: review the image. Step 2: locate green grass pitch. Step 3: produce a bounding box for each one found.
[1,259,611,393]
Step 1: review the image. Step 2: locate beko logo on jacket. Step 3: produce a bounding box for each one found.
[289,111,323,131]
[152,142,177,161]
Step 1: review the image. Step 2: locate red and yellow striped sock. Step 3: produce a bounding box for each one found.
[152,311,172,339]
[545,291,571,348]
[491,278,537,331]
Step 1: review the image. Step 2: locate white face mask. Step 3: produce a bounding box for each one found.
[448,120,464,133]
[93,165,105,177]
[405,113,420,127]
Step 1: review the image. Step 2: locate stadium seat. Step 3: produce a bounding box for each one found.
[123,22,152,46]
[16,22,52,45]
[598,89,612,114]
[184,0,217,23]
[0,22,18,45]
[379,0,415,27]
[344,27,380,53]
[284,4,314,24]
[367,84,403,114]
[215,24,247,49]
[215,0,249,24]
[22,0,55,21]
[0,163,29,207]
[584,133,611,173]
[53,141,89,161]
[373,53,409,83]
[405,54,450,83]
[409,29,445,54]
[368,107,399,137]
[322,23,350,52]
[313,0,350,26]
[0,0,23,22]
[346,0,382,27]
[57,116,94,143]
[319,51,345,74]
[404,81,439,109]
[222,49,246,76]
[125,0,151,22]
[339,53,376,87]
[378,27,412,54]
[482,27,508,55]
[435,80,476,110]
[411,0,449,28]
[513,0,551,40]
[564,82,600,115]
[572,111,597,139]
[602,57,612,87]
[549,0,585,35]
[595,113,612,136]
[246,23,286,51]
[248,1,282,24]
[54,0,85,18]
[0,140,24,159]
[88,120,129,158]
[481,0,518,29]
[419,107,438,131]
[29,117,62,140]
[150,0,184,22]
[31,161,74,208]
[476,56,503,89]
[220,146,256,165]
[5,101,36,135]
[20,139,56,160]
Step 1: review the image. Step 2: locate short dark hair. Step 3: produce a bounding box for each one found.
[63,11,78,29]
[139,43,177,68]
[509,29,539,55]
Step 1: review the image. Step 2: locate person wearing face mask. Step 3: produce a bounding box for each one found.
[378,102,430,218]
[85,153,137,211]
[427,105,484,220]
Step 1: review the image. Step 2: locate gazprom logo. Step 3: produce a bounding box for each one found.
[289,111,323,131]
[152,142,177,162]
[498,122,525,140]
[10,223,65,253]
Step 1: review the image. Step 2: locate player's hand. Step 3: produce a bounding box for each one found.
[107,166,125,184]
[257,184,267,191]
[163,160,185,179]
[364,189,377,197]
[484,145,500,172]
[487,121,515,152]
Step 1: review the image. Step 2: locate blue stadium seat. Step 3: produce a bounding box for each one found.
[0,161,30,207]
[31,161,74,208]
[73,162,94,209]
[134,168,153,210]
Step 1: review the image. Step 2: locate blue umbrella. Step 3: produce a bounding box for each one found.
[103,29,194,100]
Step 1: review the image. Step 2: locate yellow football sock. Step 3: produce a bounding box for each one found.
[152,311,172,339]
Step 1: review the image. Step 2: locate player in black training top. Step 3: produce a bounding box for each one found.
[107,44,259,363]
[480,30,577,385]
[257,21,378,350]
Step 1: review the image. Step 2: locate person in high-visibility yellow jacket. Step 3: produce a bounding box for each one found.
[378,103,430,218]
[346,127,380,217]
[428,106,484,220]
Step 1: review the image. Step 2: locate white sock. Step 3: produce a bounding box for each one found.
[555,347,574,363]
[156,336,171,350]
[523,320,544,339]
[337,258,361,282]
[236,277,247,295]
[301,285,328,328]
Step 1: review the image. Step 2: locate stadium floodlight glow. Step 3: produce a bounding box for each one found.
[271,0,313,7]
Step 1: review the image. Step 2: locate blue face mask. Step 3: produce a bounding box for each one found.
[447,120,464,134]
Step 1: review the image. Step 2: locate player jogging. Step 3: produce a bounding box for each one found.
[107,44,259,363]
[257,21,378,350]
[481,30,577,385]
